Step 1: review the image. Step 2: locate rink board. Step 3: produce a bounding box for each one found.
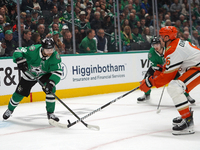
[0,51,149,105]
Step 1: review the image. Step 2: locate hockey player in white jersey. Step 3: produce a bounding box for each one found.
[139,26,200,135]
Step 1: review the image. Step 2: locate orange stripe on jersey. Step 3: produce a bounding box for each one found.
[164,38,180,57]
[178,67,200,93]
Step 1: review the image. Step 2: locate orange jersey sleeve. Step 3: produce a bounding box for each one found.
[153,38,180,88]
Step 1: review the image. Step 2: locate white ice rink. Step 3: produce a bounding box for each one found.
[0,85,200,150]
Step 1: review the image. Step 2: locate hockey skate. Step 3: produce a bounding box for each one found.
[137,94,150,102]
[172,116,182,125]
[186,95,195,104]
[172,111,194,135]
[3,109,13,120]
[47,112,59,122]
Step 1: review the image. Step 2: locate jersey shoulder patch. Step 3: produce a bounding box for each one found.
[29,45,36,51]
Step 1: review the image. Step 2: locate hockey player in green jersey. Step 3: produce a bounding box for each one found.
[137,36,195,104]
[3,37,62,122]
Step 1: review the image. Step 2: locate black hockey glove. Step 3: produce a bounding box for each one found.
[16,57,28,72]
[42,80,55,94]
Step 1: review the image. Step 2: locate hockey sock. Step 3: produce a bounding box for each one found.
[179,107,191,119]
[145,89,151,95]
[184,92,189,97]
[8,92,24,111]
[46,94,56,113]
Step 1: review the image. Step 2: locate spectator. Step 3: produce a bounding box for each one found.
[177,31,184,40]
[20,0,34,12]
[0,22,12,41]
[183,31,191,42]
[93,28,108,53]
[142,27,152,43]
[90,11,103,32]
[33,0,41,10]
[76,11,91,40]
[13,23,25,43]
[129,13,137,30]
[191,30,200,48]
[0,30,17,57]
[58,0,66,14]
[141,0,150,14]
[102,15,113,34]
[174,20,183,33]
[0,6,11,23]
[21,29,34,47]
[24,14,32,30]
[181,0,189,17]
[138,8,146,19]
[132,25,145,44]
[140,18,146,31]
[61,4,72,22]
[52,30,65,54]
[122,26,132,52]
[37,24,46,40]
[133,0,141,13]
[31,32,41,44]
[62,30,79,54]
[165,19,172,26]
[39,0,52,11]
[170,0,182,22]
[75,26,82,47]
[145,13,151,27]
[49,15,62,32]
[0,14,5,34]
[79,29,97,53]
[136,21,143,34]
[121,19,130,31]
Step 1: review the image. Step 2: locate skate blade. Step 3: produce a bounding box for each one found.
[172,127,195,135]
[137,100,149,103]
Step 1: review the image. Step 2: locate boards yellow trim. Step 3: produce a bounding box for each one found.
[0,82,140,106]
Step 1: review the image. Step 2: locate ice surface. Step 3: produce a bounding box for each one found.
[0,86,200,150]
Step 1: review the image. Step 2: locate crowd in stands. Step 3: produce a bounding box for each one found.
[1,0,200,56]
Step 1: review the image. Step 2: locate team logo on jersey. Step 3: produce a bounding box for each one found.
[30,65,45,76]
[29,46,36,51]
[165,46,171,52]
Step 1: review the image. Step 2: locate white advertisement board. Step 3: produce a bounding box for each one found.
[0,52,150,96]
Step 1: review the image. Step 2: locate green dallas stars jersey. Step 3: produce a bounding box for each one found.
[148,47,165,68]
[13,44,62,85]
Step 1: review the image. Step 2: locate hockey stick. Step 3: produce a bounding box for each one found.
[67,86,140,128]
[26,71,99,131]
[156,85,165,113]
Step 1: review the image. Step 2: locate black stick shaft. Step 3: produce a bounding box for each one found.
[27,71,89,128]
[67,86,139,128]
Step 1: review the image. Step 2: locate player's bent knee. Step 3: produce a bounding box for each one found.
[167,80,186,99]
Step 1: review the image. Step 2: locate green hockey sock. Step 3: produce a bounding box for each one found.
[145,89,151,95]
[184,92,189,97]
[8,92,24,111]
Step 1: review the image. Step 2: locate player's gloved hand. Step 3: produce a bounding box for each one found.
[139,76,154,93]
[42,80,55,94]
[16,57,28,72]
